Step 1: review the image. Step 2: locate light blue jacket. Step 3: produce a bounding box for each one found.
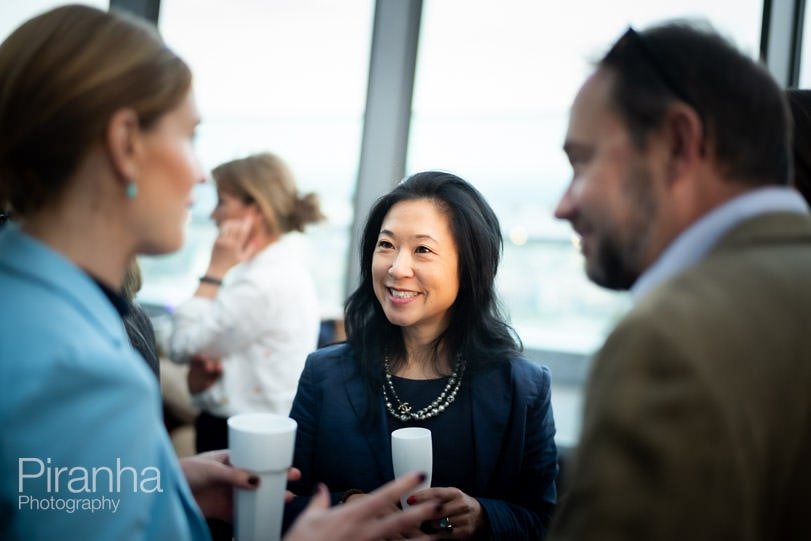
[0,224,209,540]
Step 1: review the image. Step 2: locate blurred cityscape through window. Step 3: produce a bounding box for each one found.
[0,0,764,359]
[409,0,762,354]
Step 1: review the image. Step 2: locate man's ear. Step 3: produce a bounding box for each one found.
[105,108,141,186]
[662,102,704,184]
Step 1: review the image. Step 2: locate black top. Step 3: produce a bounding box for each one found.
[91,276,130,316]
[123,302,160,382]
[387,375,476,493]
[90,276,160,382]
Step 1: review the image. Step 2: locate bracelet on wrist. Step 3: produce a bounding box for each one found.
[199,275,223,286]
[340,488,365,504]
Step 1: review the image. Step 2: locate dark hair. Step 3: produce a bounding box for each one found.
[345,171,521,412]
[599,22,791,187]
[0,5,192,216]
[787,89,811,206]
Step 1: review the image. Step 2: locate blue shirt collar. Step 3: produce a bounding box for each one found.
[0,222,128,340]
[630,187,808,302]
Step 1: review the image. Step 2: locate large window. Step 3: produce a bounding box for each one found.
[409,0,763,355]
[140,0,374,319]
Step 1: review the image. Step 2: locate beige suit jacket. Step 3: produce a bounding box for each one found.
[550,213,811,541]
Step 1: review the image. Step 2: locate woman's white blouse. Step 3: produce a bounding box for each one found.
[170,234,320,417]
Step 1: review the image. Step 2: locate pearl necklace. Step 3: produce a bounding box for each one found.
[382,356,466,422]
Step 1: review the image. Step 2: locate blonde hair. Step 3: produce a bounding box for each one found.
[212,152,325,236]
[121,259,143,301]
[0,5,192,216]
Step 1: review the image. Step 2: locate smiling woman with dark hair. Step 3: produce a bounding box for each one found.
[288,171,559,540]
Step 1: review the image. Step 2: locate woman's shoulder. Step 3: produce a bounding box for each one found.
[475,355,551,395]
[305,342,355,370]
[511,355,550,378]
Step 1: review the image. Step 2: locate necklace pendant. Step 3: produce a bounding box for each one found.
[383,354,467,422]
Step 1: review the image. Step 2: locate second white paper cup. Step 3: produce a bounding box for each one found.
[391,427,432,508]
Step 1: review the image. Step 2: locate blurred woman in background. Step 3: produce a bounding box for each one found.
[170,152,323,453]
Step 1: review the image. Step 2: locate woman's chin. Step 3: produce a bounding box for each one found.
[138,235,184,256]
[383,313,412,329]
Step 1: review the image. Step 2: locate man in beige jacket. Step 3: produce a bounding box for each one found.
[549,22,811,541]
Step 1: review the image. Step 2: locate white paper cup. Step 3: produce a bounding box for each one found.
[228,413,297,541]
[391,427,432,508]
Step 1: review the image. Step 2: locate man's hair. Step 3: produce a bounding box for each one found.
[599,22,791,187]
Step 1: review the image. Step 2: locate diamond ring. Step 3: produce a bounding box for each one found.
[438,516,454,534]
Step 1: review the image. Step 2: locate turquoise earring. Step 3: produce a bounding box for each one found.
[125,181,138,199]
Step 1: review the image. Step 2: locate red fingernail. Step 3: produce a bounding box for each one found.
[417,472,427,483]
[248,476,260,487]
[407,495,417,505]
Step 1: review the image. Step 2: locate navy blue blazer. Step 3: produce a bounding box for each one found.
[288,343,558,539]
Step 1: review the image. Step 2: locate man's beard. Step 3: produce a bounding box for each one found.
[585,162,658,291]
[588,233,640,290]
